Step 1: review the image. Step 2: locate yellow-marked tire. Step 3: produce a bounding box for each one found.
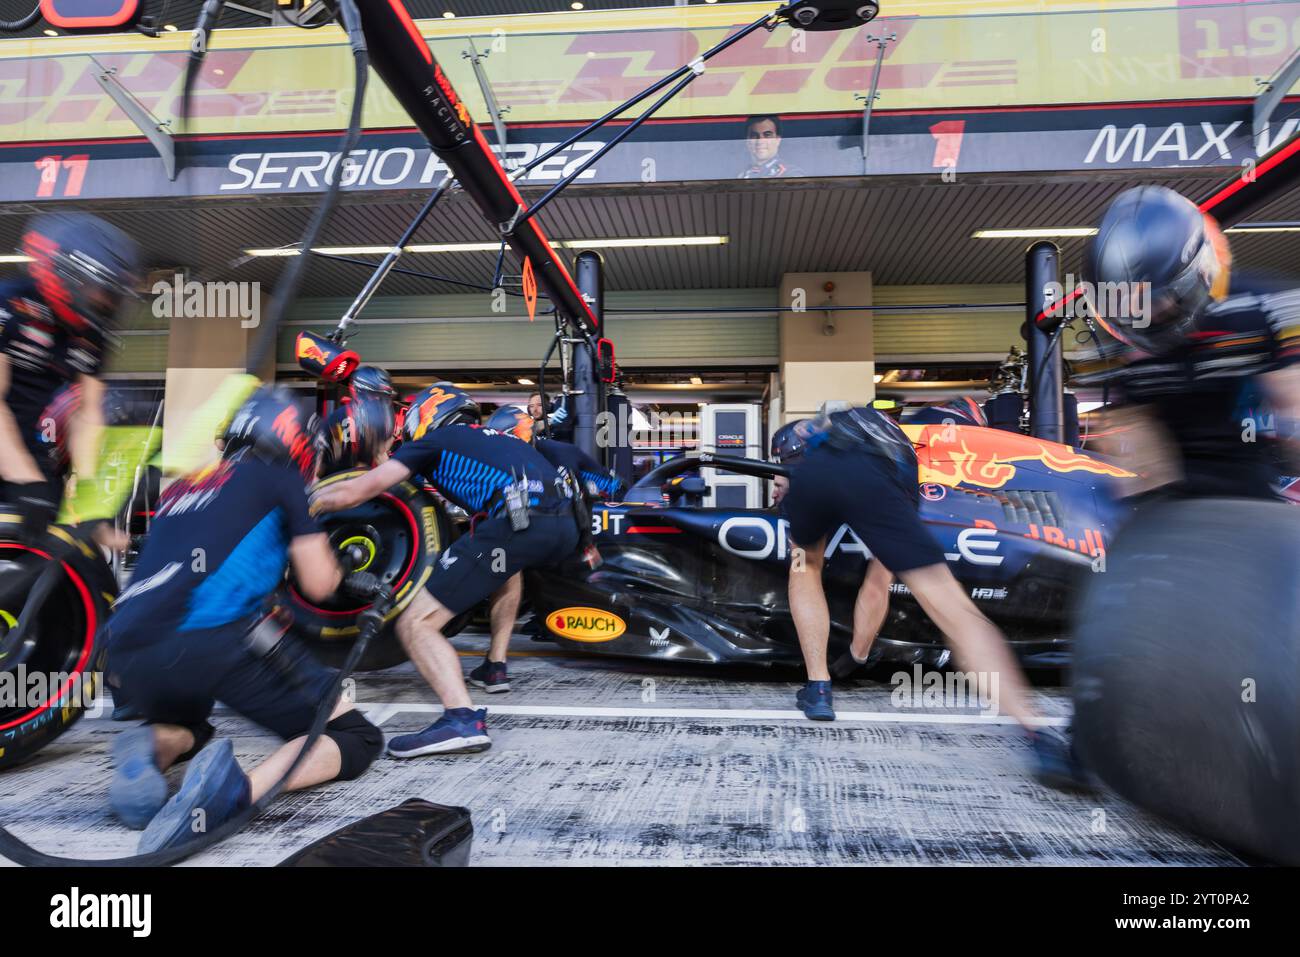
[280,470,462,671]
[0,518,116,772]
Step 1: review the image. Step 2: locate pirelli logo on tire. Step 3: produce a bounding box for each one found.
[547,607,626,643]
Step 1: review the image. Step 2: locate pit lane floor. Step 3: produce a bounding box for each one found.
[0,633,1243,866]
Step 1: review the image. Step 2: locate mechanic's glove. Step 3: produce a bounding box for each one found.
[342,570,384,600]
[13,484,58,545]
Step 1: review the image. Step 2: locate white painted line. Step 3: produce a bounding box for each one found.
[355,701,1069,728]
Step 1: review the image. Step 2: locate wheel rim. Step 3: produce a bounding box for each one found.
[0,544,98,731]
[288,492,420,621]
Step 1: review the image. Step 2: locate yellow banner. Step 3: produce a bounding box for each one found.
[0,1,1292,144]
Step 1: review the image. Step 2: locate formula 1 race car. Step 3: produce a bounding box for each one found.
[286,421,1135,672]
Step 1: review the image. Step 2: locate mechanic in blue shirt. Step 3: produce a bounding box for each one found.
[468,405,623,691]
[0,214,139,544]
[104,387,384,853]
[779,404,1082,788]
[311,384,581,758]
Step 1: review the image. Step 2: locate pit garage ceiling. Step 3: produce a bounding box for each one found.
[3,171,1299,301]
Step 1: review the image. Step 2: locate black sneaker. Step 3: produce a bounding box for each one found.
[1029,727,1095,793]
[469,658,510,693]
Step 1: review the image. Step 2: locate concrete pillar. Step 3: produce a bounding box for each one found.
[777,271,875,423]
[152,270,275,473]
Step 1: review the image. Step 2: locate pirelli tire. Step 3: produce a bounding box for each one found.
[283,470,464,672]
[0,520,116,772]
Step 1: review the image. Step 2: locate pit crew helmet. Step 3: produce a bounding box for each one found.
[484,406,535,443]
[770,419,810,464]
[318,397,397,477]
[221,386,321,484]
[1084,186,1223,355]
[21,213,142,335]
[349,365,397,400]
[402,382,480,441]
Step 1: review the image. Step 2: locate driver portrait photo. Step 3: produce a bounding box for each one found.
[739,114,806,179]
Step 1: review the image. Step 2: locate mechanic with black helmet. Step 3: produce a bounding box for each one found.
[467,405,622,691]
[1083,185,1300,499]
[0,214,140,544]
[778,404,1085,788]
[310,384,581,757]
[104,387,383,853]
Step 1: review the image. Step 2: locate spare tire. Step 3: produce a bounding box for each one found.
[281,470,461,671]
[0,520,116,772]
[1072,497,1300,864]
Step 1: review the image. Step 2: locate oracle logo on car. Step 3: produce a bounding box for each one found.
[548,607,626,642]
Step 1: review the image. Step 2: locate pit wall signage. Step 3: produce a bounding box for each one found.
[3,0,1295,142]
[6,99,1297,202]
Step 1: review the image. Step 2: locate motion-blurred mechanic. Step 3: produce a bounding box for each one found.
[1084,186,1300,498]
[0,214,139,544]
[105,388,382,853]
[310,385,581,757]
[779,405,1084,788]
[471,405,622,691]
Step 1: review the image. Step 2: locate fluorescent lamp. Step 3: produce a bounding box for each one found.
[1224,224,1300,233]
[972,228,1098,239]
[243,236,729,257]
[689,376,703,385]
[0,255,34,264]
[517,377,535,385]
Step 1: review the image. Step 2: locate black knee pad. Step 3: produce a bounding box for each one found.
[325,710,383,781]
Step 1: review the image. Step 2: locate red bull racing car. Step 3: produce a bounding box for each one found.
[291,421,1135,671]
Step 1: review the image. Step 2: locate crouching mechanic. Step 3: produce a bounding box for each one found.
[310,385,580,757]
[0,214,140,544]
[104,387,383,852]
[469,406,622,691]
[781,405,1086,789]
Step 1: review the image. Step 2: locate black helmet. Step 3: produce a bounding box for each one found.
[221,386,320,484]
[770,419,810,464]
[21,213,142,335]
[484,405,535,443]
[1084,186,1221,354]
[350,365,396,400]
[403,382,480,441]
[319,397,397,477]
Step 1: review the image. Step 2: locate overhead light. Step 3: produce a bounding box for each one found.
[571,1,584,7]
[0,255,34,264]
[162,24,178,32]
[517,377,535,385]
[243,236,729,256]
[555,236,729,249]
[1224,223,1300,233]
[972,227,1098,239]
[42,29,58,36]
[442,10,455,17]
[689,376,703,385]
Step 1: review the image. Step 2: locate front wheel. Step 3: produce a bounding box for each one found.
[0,521,116,771]
[280,471,462,671]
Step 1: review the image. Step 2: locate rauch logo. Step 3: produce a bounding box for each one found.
[548,607,626,642]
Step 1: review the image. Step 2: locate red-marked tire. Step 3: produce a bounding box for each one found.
[0,521,115,772]
[281,470,462,671]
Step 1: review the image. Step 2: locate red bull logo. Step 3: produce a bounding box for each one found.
[902,424,1133,490]
[296,336,329,365]
[409,388,456,439]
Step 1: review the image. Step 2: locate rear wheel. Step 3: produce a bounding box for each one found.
[0,521,115,771]
[282,471,462,670]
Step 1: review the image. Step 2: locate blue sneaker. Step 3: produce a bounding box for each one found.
[109,726,167,830]
[138,739,251,854]
[387,708,491,758]
[469,658,510,693]
[1029,727,1095,793]
[796,680,836,721]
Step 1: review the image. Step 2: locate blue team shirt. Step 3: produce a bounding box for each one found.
[107,455,322,645]
[536,438,623,499]
[393,424,565,514]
